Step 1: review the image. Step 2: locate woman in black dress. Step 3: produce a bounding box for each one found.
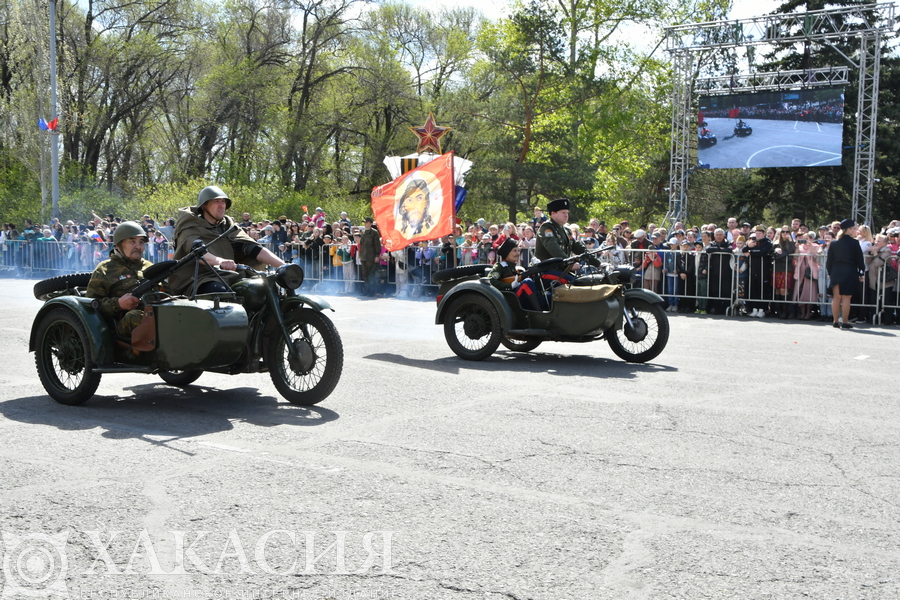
[826,219,866,329]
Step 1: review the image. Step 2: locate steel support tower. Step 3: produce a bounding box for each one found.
[663,3,896,228]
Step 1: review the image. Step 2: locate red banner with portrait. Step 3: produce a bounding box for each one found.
[371,152,455,252]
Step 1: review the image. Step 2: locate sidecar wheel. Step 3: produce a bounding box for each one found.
[34,308,101,405]
[444,294,502,361]
[501,336,542,353]
[432,265,489,284]
[159,369,203,386]
[267,308,343,406]
[33,272,94,301]
[607,298,669,363]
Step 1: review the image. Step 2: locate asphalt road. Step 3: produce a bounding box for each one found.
[1,277,898,599]
[698,117,843,169]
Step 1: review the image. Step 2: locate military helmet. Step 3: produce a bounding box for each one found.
[113,221,148,245]
[197,185,232,210]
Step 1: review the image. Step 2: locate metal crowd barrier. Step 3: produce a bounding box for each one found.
[625,246,899,324]
[6,239,898,324]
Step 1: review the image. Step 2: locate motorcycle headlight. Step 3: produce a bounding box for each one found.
[275,264,304,290]
[613,267,636,285]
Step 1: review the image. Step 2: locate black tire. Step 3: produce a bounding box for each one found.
[501,336,542,352]
[34,308,101,405]
[710,137,717,145]
[267,308,343,405]
[431,265,488,284]
[33,272,94,301]
[443,294,502,361]
[159,369,203,386]
[607,298,669,363]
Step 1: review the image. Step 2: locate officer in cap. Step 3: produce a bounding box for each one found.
[86,221,157,337]
[169,185,286,295]
[534,197,600,271]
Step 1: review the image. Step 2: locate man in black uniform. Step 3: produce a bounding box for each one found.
[535,197,599,270]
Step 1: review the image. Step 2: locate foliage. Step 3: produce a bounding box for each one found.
[0,0,896,232]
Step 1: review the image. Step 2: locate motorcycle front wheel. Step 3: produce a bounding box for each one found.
[607,298,669,363]
[267,308,343,405]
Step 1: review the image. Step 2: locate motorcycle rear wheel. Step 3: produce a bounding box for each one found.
[34,308,101,405]
[267,308,343,405]
[159,369,203,386]
[500,336,542,352]
[607,298,669,363]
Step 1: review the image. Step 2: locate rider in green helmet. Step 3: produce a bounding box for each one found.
[86,221,156,337]
[169,185,286,295]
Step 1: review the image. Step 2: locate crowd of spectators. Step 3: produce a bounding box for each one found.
[4,207,900,325]
[702,103,843,123]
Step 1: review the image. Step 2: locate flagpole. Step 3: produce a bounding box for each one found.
[49,0,60,220]
[451,156,458,268]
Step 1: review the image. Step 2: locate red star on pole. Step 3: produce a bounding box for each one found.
[410,113,450,155]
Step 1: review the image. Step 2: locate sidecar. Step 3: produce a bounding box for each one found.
[432,261,669,363]
[698,130,717,147]
[734,122,753,136]
[29,258,342,406]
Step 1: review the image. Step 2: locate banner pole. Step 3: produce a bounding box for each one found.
[451,156,458,268]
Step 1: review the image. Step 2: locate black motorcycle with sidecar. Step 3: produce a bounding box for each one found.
[30,227,343,406]
[432,250,669,363]
[734,120,753,136]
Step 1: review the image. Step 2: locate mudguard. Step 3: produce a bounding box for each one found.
[624,287,665,306]
[281,294,334,313]
[29,296,116,366]
[249,294,336,360]
[434,279,515,330]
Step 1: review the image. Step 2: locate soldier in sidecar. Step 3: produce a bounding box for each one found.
[84,221,157,337]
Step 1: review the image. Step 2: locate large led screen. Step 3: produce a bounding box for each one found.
[697,87,844,169]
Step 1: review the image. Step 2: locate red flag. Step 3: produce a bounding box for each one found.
[371,152,455,252]
[47,117,59,131]
[729,108,739,119]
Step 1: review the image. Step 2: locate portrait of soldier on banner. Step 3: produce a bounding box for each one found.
[395,172,442,240]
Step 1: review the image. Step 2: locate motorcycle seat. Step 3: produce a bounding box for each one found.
[552,284,621,304]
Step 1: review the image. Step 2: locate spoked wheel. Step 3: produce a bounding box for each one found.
[443,294,502,361]
[267,308,343,405]
[159,369,203,386]
[607,298,669,363]
[501,336,542,353]
[34,308,101,405]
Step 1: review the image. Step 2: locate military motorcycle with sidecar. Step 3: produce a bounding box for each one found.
[734,120,753,136]
[29,226,343,406]
[432,249,669,362]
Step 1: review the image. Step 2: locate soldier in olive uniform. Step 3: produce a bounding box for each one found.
[86,221,155,337]
[488,238,546,311]
[169,185,286,295]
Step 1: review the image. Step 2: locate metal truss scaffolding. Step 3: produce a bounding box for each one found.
[663,2,896,228]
